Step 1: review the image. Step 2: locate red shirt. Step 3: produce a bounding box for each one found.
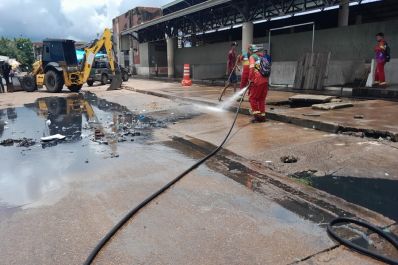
[227,48,237,72]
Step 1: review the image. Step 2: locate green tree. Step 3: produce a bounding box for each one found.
[0,37,34,70]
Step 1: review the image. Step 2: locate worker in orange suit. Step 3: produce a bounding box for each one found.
[374,32,389,87]
[235,46,251,102]
[238,46,251,90]
[248,44,268,123]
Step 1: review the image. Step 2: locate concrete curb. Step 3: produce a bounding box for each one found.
[124,86,398,142]
[353,87,398,100]
[170,136,394,227]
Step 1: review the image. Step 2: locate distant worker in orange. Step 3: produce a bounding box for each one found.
[248,44,271,123]
[374,32,390,87]
[238,45,252,90]
[235,45,251,102]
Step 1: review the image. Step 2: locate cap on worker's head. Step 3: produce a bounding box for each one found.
[376,32,384,37]
[231,42,238,47]
[249,44,261,53]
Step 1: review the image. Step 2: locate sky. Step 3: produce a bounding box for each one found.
[0,0,169,41]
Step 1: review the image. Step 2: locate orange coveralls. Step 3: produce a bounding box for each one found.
[238,52,250,89]
[248,53,269,117]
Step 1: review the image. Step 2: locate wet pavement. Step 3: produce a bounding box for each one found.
[123,79,398,142]
[165,109,398,222]
[0,85,397,264]
[290,173,398,221]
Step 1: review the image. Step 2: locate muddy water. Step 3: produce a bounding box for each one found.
[0,93,178,211]
[290,172,398,221]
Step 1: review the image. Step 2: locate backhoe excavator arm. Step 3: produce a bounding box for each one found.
[81,28,117,84]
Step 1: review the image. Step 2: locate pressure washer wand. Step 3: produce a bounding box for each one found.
[218,60,240,102]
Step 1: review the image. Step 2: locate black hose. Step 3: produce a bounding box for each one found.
[327,217,398,265]
[84,87,249,265]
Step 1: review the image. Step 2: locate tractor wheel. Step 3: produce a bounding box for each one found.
[122,71,129,82]
[68,84,83,93]
[45,70,64,93]
[87,80,94,86]
[21,76,37,92]
[100,74,108,85]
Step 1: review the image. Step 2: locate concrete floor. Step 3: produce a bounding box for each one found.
[123,79,398,141]
[0,84,396,264]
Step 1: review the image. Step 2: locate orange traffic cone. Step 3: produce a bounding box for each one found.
[181,64,192,87]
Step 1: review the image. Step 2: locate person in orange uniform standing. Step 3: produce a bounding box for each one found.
[238,46,251,90]
[248,44,269,123]
[374,32,389,87]
[235,46,251,102]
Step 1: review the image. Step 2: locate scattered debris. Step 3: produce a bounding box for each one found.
[312,102,354,110]
[302,113,321,117]
[110,153,119,158]
[280,155,298,163]
[41,134,66,142]
[41,141,59,149]
[17,138,36,147]
[94,129,105,140]
[289,94,336,104]
[0,138,36,147]
[0,139,15,146]
[341,131,365,138]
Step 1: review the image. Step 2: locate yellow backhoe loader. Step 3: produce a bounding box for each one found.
[21,28,122,93]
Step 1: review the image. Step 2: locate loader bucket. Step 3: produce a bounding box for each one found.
[107,70,123,91]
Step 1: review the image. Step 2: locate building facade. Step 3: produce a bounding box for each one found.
[112,7,162,74]
[115,0,398,86]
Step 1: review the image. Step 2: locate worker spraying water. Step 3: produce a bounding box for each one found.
[247,44,271,123]
[217,44,271,123]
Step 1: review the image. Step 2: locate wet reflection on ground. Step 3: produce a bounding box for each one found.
[0,92,184,211]
[289,171,398,222]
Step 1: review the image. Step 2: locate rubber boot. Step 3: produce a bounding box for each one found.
[257,114,266,123]
[250,114,265,123]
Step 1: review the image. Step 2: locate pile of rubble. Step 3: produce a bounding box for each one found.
[0,138,36,147]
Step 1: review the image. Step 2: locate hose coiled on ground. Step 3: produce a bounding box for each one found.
[327,217,398,265]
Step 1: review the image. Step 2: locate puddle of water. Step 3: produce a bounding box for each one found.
[290,172,398,221]
[0,92,194,212]
[0,92,179,146]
